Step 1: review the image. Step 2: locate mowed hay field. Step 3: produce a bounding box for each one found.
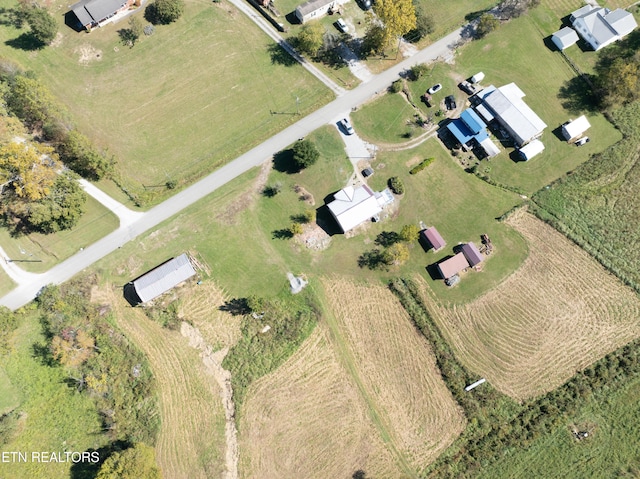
[423,211,640,400]
[94,286,227,479]
[240,328,403,479]
[321,279,465,472]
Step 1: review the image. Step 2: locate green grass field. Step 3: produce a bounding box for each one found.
[0,0,332,205]
[0,314,108,479]
[0,366,20,415]
[0,195,118,273]
[351,92,417,144]
[0,271,15,297]
[477,374,640,478]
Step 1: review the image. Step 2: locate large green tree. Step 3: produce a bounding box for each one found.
[292,139,319,170]
[373,0,416,46]
[59,130,114,180]
[0,141,60,200]
[96,443,162,479]
[6,75,59,129]
[476,13,500,38]
[24,6,58,45]
[296,21,324,56]
[145,0,184,25]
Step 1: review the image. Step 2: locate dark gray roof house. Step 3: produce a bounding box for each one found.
[71,0,132,29]
[132,253,196,303]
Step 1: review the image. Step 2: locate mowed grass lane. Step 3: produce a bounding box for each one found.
[0,0,333,200]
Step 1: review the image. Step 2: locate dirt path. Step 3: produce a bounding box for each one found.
[181,322,239,479]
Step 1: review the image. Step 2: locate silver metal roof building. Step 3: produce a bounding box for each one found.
[132,254,196,303]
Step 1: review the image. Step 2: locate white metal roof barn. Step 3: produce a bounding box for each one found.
[132,254,196,303]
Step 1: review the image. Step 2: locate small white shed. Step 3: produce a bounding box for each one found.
[551,27,579,50]
[518,139,545,161]
[561,115,591,141]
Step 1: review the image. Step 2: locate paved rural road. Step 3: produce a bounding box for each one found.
[0,27,463,311]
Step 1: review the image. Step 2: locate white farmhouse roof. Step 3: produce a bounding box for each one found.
[518,139,545,161]
[605,8,638,37]
[480,137,500,158]
[552,27,579,50]
[133,254,196,303]
[570,4,595,21]
[561,115,591,141]
[571,6,637,50]
[481,83,547,146]
[328,185,382,232]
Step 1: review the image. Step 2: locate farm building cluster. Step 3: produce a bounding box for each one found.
[552,4,637,51]
[421,226,493,286]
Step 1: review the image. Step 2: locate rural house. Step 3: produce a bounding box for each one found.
[295,0,348,23]
[437,252,469,280]
[327,185,384,233]
[570,5,637,51]
[421,227,446,252]
[128,253,196,304]
[461,242,484,267]
[475,83,547,147]
[71,0,135,30]
[446,108,500,158]
[561,115,591,142]
[551,26,579,50]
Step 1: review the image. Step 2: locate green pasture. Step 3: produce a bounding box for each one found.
[92,126,527,305]
[0,366,19,415]
[0,314,107,479]
[0,270,15,297]
[0,196,118,273]
[0,0,332,205]
[351,92,417,144]
[478,374,640,479]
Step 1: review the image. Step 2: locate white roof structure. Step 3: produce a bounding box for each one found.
[479,83,547,146]
[561,115,591,141]
[471,72,485,84]
[133,254,196,303]
[518,139,545,161]
[571,6,637,50]
[552,27,580,50]
[480,137,500,158]
[328,185,382,233]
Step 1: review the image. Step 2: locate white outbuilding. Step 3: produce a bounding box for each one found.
[561,115,591,141]
[518,139,545,161]
[470,72,485,84]
[551,26,580,50]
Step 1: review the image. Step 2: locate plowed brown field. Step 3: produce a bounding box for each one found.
[422,211,640,400]
[240,279,465,478]
[95,286,227,479]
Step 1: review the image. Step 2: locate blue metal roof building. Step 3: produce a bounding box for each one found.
[446,109,489,148]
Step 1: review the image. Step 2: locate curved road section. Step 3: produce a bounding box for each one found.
[0,28,462,311]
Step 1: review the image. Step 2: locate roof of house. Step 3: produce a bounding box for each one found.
[552,27,579,48]
[519,139,545,160]
[605,8,637,37]
[577,8,618,46]
[460,108,487,134]
[437,252,469,279]
[461,242,484,266]
[422,227,446,251]
[296,0,334,16]
[132,254,196,303]
[562,115,591,140]
[479,83,547,146]
[328,185,382,232]
[71,0,124,25]
[571,4,595,20]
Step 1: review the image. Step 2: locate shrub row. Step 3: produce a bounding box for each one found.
[409,157,434,175]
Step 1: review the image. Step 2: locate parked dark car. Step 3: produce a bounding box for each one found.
[359,0,372,10]
[445,95,457,111]
[362,167,374,177]
[458,80,476,95]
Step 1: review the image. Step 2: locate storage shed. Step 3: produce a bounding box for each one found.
[131,254,196,303]
[421,227,446,251]
[551,27,579,50]
[461,242,484,267]
[518,139,545,161]
[471,72,485,84]
[437,252,469,280]
[561,115,591,141]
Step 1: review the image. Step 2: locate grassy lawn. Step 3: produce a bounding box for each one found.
[0,270,16,297]
[477,374,640,478]
[0,0,333,206]
[0,195,118,273]
[431,13,622,194]
[351,92,417,144]
[0,365,20,415]
[0,314,108,479]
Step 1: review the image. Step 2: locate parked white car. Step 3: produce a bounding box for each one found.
[428,83,442,94]
[336,19,349,33]
[339,118,354,135]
